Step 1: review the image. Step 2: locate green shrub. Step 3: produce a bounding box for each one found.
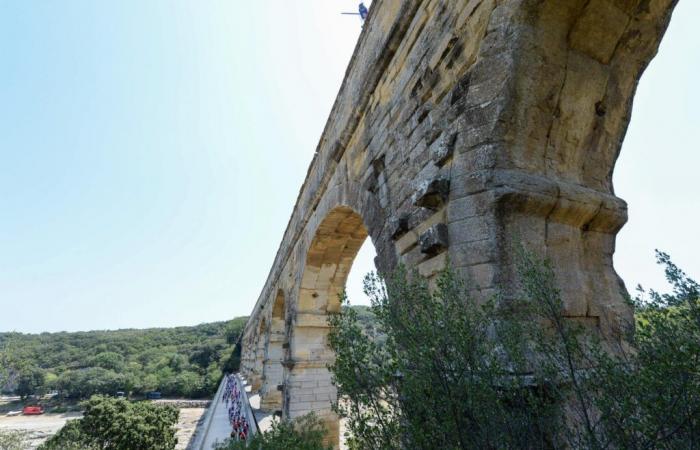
[214,413,331,450]
[327,250,700,449]
[40,395,179,450]
[329,265,557,450]
[0,430,26,450]
[585,251,700,448]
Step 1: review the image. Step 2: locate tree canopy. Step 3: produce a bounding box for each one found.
[40,396,180,450]
[0,317,247,399]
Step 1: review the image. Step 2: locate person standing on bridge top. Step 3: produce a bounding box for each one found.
[359,2,368,21]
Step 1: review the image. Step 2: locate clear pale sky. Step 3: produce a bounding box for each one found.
[1,1,697,333]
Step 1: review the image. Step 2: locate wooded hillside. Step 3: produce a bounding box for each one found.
[0,317,247,399]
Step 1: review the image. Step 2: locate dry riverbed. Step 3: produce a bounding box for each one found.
[0,412,82,449]
[0,408,207,449]
[175,407,207,450]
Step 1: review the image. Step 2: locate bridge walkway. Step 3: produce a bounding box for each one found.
[188,373,260,449]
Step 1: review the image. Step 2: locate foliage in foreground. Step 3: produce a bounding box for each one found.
[214,413,331,450]
[327,250,700,449]
[589,251,700,448]
[39,395,179,450]
[0,318,247,399]
[329,263,557,449]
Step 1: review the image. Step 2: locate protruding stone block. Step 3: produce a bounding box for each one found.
[431,132,457,166]
[389,214,410,240]
[419,223,448,256]
[407,207,435,230]
[418,252,448,278]
[412,178,450,209]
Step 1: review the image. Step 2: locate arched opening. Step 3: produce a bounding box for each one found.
[613,0,700,292]
[251,318,266,391]
[261,290,286,412]
[345,239,379,306]
[286,206,373,448]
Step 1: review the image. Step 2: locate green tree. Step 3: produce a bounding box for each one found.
[189,343,222,369]
[16,366,45,400]
[41,420,98,450]
[221,343,242,374]
[40,396,179,450]
[55,368,126,399]
[224,317,248,345]
[0,430,26,450]
[511,249,700,449]
[326,250,700,449]
[90,352,126,372]
[329,267,556,450]
[0,336,16,393]
[141,373,159,393]
[168,354,188,372]
[585,251,700,448]
[166,370,202,398]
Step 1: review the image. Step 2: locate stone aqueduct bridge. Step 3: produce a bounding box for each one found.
[238,0,678,446]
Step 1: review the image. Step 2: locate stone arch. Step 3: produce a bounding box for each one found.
[298,206,368,318]
[285,205,370,447]
[261,290,286,411]
[238,1,680,448]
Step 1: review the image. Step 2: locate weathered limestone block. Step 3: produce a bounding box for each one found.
[389,214,410,240]
[419,223,449,256]
[418,252,448,278]
[430,132,457,166]
[394,208,446,256]
[412,178,451,210]
[569,0,630,65]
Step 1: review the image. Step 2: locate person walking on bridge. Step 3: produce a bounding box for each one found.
[359,2,368,21]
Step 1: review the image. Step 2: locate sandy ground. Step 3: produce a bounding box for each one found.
[0,412,82,449]
[0,408,207,450]
[175,407,206,450]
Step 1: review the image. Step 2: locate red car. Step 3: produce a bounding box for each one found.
[22,406,44,415]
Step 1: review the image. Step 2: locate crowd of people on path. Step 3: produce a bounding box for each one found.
[222,374,252,441]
